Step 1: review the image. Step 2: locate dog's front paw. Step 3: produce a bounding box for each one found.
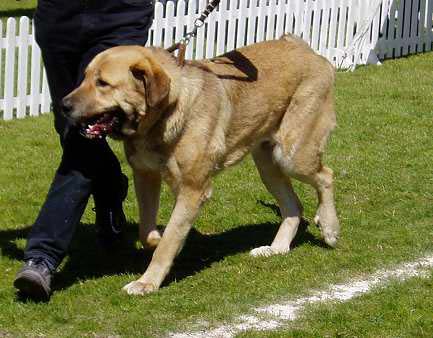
[122,280,157,295]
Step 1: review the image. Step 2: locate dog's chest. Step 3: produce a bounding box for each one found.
[124,140,165,172]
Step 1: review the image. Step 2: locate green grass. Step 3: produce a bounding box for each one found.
[238,272,433,338]
[0,0,36,19]
[1,52,433,337]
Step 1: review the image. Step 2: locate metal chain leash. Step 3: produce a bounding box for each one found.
[166,0,222,66]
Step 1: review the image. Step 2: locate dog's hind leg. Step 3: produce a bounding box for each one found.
[250,142,303,257]
[133,170,162,250]
[273,88,340,247]
[310,165,339,247]
[284,164,339,248]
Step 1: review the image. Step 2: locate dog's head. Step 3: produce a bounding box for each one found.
[62,46,171,139]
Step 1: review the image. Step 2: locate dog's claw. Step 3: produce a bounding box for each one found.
[323,234,338,248]
[250,246,273,257]
[122,280,157,295]
[250,246,283,257]
[250,245,291,257]
[314,212,339,247]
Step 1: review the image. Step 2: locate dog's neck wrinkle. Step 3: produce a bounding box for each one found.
[154,68,204,146]
[130,99,181,152]
[132,49,217,149]
[135,108,160,135]
[149,80,200,149]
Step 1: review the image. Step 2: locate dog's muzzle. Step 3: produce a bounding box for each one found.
[79,111,124,139]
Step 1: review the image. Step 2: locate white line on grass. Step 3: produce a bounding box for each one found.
[170,254,433,338]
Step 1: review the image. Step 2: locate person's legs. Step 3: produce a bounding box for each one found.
[20,46,129,271]
[15,46,128,298]
[23,15,155,268]
[14,32,94,298]
[77,11,153,240]
[15,1,154,299]
[23,41,94,264]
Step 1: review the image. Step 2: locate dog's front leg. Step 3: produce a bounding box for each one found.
[123,184,209,295]
[134,170,162,249]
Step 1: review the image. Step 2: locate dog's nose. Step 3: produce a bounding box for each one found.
[61,98,73,116]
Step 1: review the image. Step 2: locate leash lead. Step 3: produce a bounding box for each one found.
[167,0,222,66]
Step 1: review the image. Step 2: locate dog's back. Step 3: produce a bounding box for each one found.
[193,34,336,168]
[205,33,334,94]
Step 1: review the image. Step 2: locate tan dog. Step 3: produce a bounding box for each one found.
[62,34,340,295]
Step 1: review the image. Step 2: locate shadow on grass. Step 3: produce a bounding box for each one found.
[0,226,28,261]
[0,203,327,296]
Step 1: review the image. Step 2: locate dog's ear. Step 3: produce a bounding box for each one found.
[130,57,171,108]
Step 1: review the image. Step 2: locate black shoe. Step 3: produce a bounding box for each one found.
[14,259,53,301]
[94,205,126,248]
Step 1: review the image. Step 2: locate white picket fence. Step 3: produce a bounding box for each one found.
[1,0,432,120]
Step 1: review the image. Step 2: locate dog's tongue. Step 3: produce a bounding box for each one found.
[82,114,116,139]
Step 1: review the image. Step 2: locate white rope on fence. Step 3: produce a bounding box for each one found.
[338,0,383,71]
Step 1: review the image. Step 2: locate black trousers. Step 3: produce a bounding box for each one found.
[24,0,154,270]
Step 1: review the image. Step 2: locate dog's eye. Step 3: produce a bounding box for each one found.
[96,78,110,88]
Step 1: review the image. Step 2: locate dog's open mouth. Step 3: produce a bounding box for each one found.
[80,112,123,139]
